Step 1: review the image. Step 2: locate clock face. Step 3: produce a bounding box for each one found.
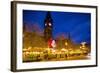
[45,23,47,26]
[48,23,52,26]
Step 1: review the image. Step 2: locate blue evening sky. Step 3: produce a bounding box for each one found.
[23,10,91,44]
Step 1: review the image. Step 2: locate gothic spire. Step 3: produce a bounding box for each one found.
[45,11,53,23]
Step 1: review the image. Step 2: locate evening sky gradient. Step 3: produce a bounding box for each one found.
[23,10,91,44]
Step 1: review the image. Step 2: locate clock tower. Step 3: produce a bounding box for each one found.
[44,12,53,41]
